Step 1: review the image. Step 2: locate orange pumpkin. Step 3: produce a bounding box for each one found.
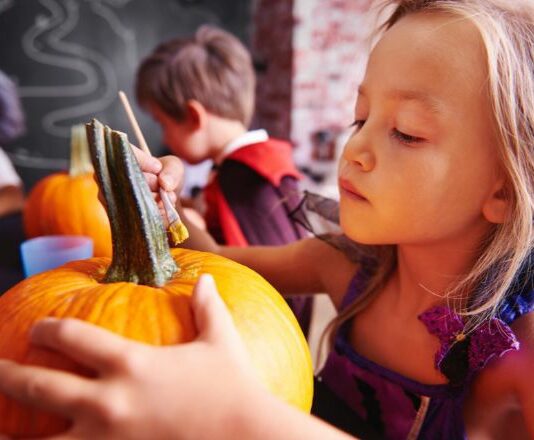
[0,120,313,437]
[23,125,112,257]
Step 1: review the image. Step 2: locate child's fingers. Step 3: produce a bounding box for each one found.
[158,155,184,192]
[131,146,162,174]
[192,275,241,347]
[30,318,132,373]
[143,172,159,191]
[0,359,95,418]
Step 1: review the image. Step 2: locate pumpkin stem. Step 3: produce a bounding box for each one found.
[86,119,178,286]
[69,124,94,177]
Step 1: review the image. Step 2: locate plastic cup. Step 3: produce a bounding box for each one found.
[20,235,93,277]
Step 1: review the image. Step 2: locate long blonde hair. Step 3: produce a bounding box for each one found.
[324,0,534,348]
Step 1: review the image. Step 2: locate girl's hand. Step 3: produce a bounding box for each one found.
[0,275,260,440]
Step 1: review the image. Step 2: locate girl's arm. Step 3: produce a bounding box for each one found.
[0,275,355,440]
[152,154,357,307]
[464,313,534,438]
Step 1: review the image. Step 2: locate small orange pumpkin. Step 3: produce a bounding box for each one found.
[23,125,112,257]
[0,120,313,437]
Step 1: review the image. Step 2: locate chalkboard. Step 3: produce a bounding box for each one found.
[0,0,252,190]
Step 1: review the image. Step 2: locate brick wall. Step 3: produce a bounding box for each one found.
[251,0,376,193]
[291,0,374,165]
[251,0,294,140]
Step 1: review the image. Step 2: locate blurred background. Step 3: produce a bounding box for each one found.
[0,0,376,197]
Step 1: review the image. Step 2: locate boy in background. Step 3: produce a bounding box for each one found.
[135,25,312,334]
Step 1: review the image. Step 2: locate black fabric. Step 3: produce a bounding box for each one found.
[218,159,306,245]
[312,377,382,440]
[0,211,25,294]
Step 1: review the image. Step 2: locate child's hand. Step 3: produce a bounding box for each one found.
[0,275,260,440]
[133,149,186,224]
[96,147,185,210]
[130,148,185,207]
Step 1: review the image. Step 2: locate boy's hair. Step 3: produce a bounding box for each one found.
[136,25,256,127]
[0,70,25,145]
[325,0,534,344]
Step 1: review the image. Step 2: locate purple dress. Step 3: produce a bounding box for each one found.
[289,192,534,438]
[312,266,533,439]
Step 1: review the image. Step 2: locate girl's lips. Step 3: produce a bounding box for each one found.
[339,179,368,201]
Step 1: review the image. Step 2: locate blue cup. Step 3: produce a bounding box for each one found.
[20,235,93,277]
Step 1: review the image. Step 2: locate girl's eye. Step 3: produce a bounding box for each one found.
[391,128,425,145]
[349,120,366,132]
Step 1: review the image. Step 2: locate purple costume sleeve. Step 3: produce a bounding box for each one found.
[218,160,307,245]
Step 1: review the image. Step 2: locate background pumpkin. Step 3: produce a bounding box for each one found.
[0,120,313,437]
[23,125,112,257]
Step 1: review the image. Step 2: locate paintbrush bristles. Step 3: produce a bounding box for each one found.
[168,221,189,246]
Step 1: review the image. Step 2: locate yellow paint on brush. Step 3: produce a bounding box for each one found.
[168,221,189,246]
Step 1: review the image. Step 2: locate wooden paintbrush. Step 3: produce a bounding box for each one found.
[118,90,189,245]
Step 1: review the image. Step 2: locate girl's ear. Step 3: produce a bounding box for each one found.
[482,179,510,224]
[185,100,207,130]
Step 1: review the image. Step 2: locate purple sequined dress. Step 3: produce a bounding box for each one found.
[291,193,534,439]
[313,268,532,439]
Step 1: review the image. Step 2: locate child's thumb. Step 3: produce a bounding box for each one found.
[192,274,240,346]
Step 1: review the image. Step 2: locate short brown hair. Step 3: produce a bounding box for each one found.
[136,25,256,126]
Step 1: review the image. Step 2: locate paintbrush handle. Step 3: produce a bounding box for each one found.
[160,190,179,223]
[118,90,182,223]
[118,90,152,156]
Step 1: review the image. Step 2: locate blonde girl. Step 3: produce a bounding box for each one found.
[0,1,532,439]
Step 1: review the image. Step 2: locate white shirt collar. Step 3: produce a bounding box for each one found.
[214,129,269,165]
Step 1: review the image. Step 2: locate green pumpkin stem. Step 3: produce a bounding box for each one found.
[86,118,178,286]
[69,124,94,177]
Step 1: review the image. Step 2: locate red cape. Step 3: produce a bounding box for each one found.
[203,139,301,246]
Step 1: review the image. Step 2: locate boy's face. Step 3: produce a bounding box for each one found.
[149,104,210,165]
[338,12,502,248]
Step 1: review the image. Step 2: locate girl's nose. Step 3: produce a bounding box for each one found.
[342,135,376,172]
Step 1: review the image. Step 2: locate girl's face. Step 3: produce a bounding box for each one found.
[339,12,503,246]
